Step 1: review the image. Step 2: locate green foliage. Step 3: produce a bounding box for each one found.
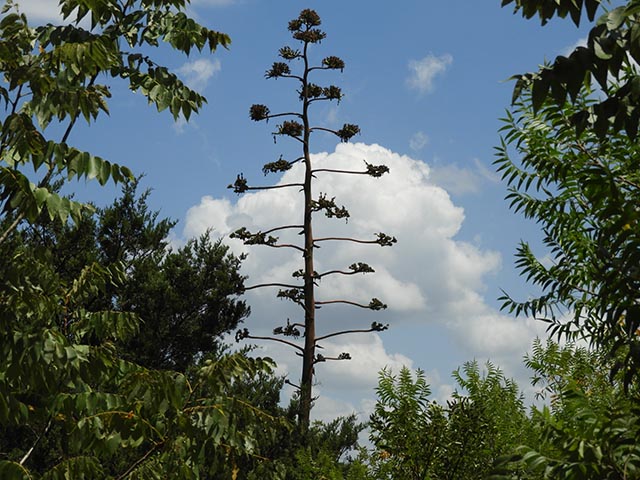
[366,363,530,480]
[368,367,443,479]
[491,342,640,479]
[0,2,291,478]
[525,338,619,408]
[495,78,640,388]
[0,0,228,236]
[282,416,367,480]
[503,0,640,139]
[495,34,640,473]
[0,234,284,477]
[94,180,250,371]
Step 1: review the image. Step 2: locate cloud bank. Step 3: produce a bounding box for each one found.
[181,142,544,418]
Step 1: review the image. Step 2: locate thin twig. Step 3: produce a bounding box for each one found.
[244,333,304,352]
[315,326,379,342]
[244,282,302,291]
[244,183,304,191]
[311,168,369,175]
[314,236,379,244]
[315,299,371,309]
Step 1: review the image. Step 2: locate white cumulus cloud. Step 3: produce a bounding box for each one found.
[181,142,543,417]
[407,53,453,94]
[177,58,221,92]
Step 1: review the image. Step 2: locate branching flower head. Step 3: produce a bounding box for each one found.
[376,232,397,247]
[289,9,322,30]
[277,120,303,137]
[323,85,343,102]
[322,56,345,71]
[235,328,250,342]
[365,160,390,178]
[350,262,375,274]
[250,104,270,121]
[371,322,389,332]
[266,62,291,79]
[228,173,248,193]
[279,46,301,60]
[262,157,292,175]
[336,123,360,142]
[301,83,324,99]
[369,298,388,310]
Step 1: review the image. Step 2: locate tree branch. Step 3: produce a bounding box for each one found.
[311,168,370,175]
[264,112,304,120]
[263,243,305,253]
[314,236,380,244]
[310,126,337,135]
[244,333,304,352]
[316,326,383,342]
[315,299,371,308]
[261,224,304,235]
[244,282,302,291]
[317,269,364,279]
[244,183,304,191]
[19,415,53,466]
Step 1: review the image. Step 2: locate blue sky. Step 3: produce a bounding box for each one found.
[23,0,594,418]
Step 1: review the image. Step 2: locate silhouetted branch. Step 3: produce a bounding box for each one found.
[312,161,389,178]
[262,224,304,235]
[285,379,301,390]
[314,352,351,363]
[244,282,302,291]
[315,232,397,247]
[315,298,387,310]
[315,322,389,342]
[264,243,305,252]
[312,168,370,175]
[228,174,303,193]
[236,328,303,352]
[245,183,305,191]
[247,334,304,352]
[317,262,374,279]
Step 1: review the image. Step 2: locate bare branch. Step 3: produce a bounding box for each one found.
[316,322,389,342]
[315,232,396,247]
[264,112,304,120]
[285,379,301,390]
[262,224,304,235]
[316,298,387,310]
[311,126,338,135]
[317,262,374,279]
[315,236,379,244]
[312,168,370,175]
[245,282,302,291]
[264,243,306,253]
[244,183,305,191]
[244,333,304,353]
[314,352,351,363]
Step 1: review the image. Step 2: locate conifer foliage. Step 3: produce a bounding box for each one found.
[230,9,396,432]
